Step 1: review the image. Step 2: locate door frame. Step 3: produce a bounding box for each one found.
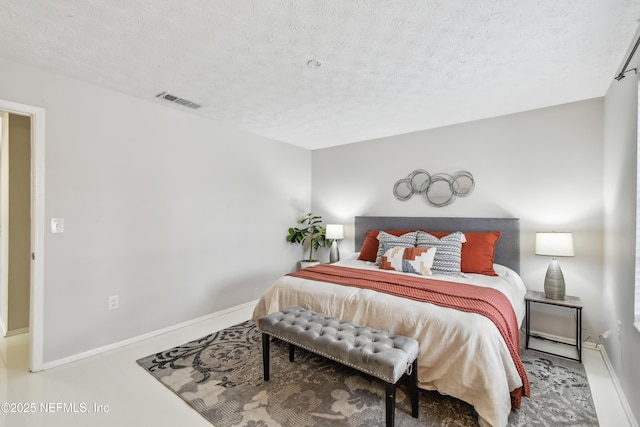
[0,112,7,337]
[0,99,45,372]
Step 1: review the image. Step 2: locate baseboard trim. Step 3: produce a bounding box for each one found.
[41,300,258,371]
[5,326,29,337]
[598,345,639,427]
[527,328,590,346]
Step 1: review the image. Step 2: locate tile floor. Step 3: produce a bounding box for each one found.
[0,307,633,427]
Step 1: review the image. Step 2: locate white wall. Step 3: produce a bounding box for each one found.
[0,58,311,363]
[312,98,604,342]
[603,69,640,419]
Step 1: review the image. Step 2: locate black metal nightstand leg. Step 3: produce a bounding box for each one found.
[525,300,531,349]
[577,307,582,362]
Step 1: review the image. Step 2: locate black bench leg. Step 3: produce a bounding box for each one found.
[262,333,270,381]
[385,382,395,427]
[409,359,418,418]
[289,343,295,362]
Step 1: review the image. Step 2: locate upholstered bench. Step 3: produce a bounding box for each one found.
[258,306,419,427]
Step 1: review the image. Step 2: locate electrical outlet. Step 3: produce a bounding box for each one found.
[108,295,119,310]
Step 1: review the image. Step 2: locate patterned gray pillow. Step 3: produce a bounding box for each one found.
[375,231,418,265]
[416,231,466,275]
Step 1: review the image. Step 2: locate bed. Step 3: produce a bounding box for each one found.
[252,216,528,427]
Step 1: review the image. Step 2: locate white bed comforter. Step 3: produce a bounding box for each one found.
[252,255,528,427]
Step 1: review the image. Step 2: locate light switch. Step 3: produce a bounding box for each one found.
[51,218,64,234]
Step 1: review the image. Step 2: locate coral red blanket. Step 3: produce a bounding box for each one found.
[289,264,530,408]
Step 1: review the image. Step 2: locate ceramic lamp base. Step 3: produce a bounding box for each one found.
[329,241,340,263]
[544,258,566,300]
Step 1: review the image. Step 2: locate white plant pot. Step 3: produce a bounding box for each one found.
[299,260,320,269]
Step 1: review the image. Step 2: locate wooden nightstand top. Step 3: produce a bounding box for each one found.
[525,290,582,309]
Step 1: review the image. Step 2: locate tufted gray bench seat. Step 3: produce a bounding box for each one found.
[258,306,419,427]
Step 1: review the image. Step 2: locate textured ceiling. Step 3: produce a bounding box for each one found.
[1,1,640,149]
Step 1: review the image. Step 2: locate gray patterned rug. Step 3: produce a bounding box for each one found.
[137,321,598,426]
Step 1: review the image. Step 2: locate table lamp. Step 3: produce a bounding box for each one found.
[326,224,344,263]
[535,232,574,300]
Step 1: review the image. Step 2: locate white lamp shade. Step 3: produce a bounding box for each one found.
[325,224,344,240]
[535,232,574,257]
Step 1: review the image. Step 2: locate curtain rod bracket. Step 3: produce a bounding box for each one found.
[615,35,640,81]
[614,68,638,81]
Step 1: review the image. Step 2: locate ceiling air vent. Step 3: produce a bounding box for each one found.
[156,91,202,109]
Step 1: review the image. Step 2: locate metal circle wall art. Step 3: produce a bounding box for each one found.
[393,169,475,207]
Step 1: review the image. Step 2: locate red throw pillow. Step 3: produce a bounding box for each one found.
[427,231,502,276]
[358,230,418,262]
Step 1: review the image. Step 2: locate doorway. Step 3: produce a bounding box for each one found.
[0,99,45,373]
[1,112,31,337]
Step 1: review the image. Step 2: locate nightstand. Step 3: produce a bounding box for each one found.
[524,290,583,362]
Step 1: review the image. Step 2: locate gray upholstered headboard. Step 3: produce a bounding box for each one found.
[354,217,520,274]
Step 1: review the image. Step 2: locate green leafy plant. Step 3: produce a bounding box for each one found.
[286,213,327,262]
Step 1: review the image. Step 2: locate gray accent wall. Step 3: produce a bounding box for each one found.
[0,58,312,363]
[312,98,605,354]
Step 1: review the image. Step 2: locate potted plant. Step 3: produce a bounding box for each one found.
[286,212,327,268]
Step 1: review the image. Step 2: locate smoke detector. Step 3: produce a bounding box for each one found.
[156,92,202,109]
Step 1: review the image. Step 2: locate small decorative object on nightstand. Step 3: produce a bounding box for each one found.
[525,290,583,362]
[535,232,574,300]
[326,224,344,263]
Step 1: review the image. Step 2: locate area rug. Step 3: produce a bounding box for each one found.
[137,321,598,426]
